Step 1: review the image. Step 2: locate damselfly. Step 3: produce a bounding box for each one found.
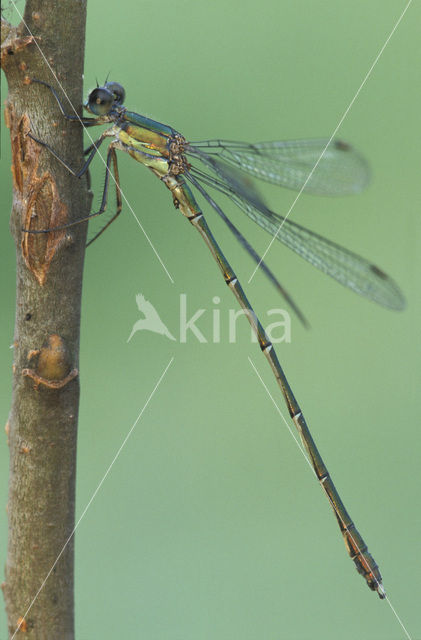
[26,78,406,599]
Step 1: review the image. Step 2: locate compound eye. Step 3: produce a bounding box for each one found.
[104,82,126,105]
[86,87,114,115]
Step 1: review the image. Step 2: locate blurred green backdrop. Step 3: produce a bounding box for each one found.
[1,1,420,638]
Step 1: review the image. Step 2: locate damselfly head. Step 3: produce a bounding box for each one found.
[85,82,125,116]
[104,82,125,106]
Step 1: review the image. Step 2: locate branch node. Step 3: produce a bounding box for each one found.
[22,334,78,389]
[0,32,35,67]
[22,368,78,389]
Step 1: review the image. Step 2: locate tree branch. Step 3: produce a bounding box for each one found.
[1,1,88,636]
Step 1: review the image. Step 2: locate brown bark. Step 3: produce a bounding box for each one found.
[1,1,88,637]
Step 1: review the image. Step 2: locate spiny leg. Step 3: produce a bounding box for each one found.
[27,131,107,179]
[86,146,122,247]
[172,179,385,598]
[22,143,121,236]
[23,81,110,235]
[31,79,99,126]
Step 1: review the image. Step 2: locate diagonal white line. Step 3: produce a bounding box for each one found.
[8,0,175,283]
[248,357,319,473]
[248,0,412,284]
[248,356,413,640]
[11,357,174,640]
[384,595,414,640]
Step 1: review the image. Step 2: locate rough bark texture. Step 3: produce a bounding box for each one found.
[1,1,88,637]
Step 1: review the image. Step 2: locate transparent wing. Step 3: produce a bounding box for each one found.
[188,161,405,311]
[185,169,309,327]
[189,147,273,215]
[242,204,405,310]
[187,138,370,196]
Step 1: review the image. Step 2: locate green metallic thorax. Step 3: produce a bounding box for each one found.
[123,110,176,138]
[108,111,200,219]
[107,126,169,179]
[119,111,176,157]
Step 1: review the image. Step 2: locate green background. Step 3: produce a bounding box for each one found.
[1,1,420,638]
